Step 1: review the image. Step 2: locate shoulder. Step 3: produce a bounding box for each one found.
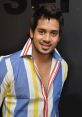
[53,49,68,80]
[0,50,21,63]
[0,50,22,82]
[61,58,68,84]
[61,58,68,68]
[0,50,22,72]
[53,49,68,70]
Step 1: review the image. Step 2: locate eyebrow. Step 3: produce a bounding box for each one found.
[37,28,59,32]
[50,30,59,33]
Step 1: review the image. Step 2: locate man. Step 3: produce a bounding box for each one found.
[0,3,68,117]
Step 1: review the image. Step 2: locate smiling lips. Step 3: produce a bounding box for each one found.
[40,43,51,50]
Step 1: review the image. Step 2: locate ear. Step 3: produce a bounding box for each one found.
[30,28,33,39]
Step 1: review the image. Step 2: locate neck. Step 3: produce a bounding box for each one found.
[32,49,52,63]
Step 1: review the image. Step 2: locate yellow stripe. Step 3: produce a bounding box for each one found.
[64,61,68,79]
[5,80,12,117]
[28,58,40,117]
[2,88,6,101]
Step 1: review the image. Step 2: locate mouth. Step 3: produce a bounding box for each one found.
[40,43,51,50]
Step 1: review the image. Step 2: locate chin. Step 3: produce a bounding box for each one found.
[40,50,52,55]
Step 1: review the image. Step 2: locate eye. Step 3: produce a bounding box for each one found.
[38,29,45,35]
[51,30,59,37]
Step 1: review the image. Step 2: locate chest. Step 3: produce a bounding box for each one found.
[11,58,62,99]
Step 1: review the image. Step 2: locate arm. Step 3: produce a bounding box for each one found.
[61,59,68,86]
[0,56,8,107]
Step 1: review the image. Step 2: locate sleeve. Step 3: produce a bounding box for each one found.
[61,59,68,86]
[0,56,8,107]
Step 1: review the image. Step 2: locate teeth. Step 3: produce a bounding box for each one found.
[41,43,50,46]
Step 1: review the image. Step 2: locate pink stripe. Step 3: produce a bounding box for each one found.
[48,61,58,89]
[34,62,41,78]
[39,77,48,117]
[40,79,46,101]
[44,99,48,117]
[34,62,47,100]
[23,39,30,56]
[40,80,48,117]
[24,41,31,55]
[49,61,58,82]
[48,61,60,90]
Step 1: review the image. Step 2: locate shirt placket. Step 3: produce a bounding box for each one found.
[34,60,61,117]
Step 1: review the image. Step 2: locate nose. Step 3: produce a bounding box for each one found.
[43,33,50,43]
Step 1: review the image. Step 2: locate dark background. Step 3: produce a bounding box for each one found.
[0,0,82,117]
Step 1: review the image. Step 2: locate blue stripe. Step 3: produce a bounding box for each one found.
[52,50,62,60]
[0,57,7,84]
[10,51,30,117]
[51,64,62,117]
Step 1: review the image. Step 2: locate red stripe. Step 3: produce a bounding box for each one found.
[44,99,48,117]
[24,41,32,55]
[49,61,58,81]
[48,61,57,88]
[39,79,46,100]
[34,62,47,100]
[39,79,48,117]
[48,61,60,90]
[34,58,61,117]
[23,39,30,55]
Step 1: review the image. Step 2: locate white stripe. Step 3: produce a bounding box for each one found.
[34,61,41,79]
[61,59,68,86]
[55,113,56,117]
[48,85,53,117]
[24,38,31,55]
[48,58,56,90]
[34,63,44,117]
[1,58,16,117]
[0,73,8,107]
[20,39,29,56]
[24,58,35,117]
[24,58,44,117]
[55,48,61,57]
[42,84,46,100]
[34,61,47,100]
[1,72,9,117]
[0,54,12,61]
[20,38,32,56]
[38,101,44,117]
[0,56,3,61]
[48,61,60,90]
[5,58,17,117]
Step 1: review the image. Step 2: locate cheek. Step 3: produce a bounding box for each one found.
[33,37,39,47]
[51,38,60,48]
[33,35,42,43]
[34,30,43,39]
[52,37,60,43]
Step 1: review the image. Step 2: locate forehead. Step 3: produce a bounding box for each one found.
[36,17,60,30]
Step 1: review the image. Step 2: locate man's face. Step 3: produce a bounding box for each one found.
[30,17,60,55]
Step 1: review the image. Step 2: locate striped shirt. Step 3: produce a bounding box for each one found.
[0,38,68,117]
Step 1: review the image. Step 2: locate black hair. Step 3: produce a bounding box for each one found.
[30,3,64,35]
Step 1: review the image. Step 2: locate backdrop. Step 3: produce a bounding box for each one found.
[0,0,82,117]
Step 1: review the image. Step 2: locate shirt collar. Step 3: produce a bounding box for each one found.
[53,49,62,61]
[20,38,32,57]
[20,38,62,61]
